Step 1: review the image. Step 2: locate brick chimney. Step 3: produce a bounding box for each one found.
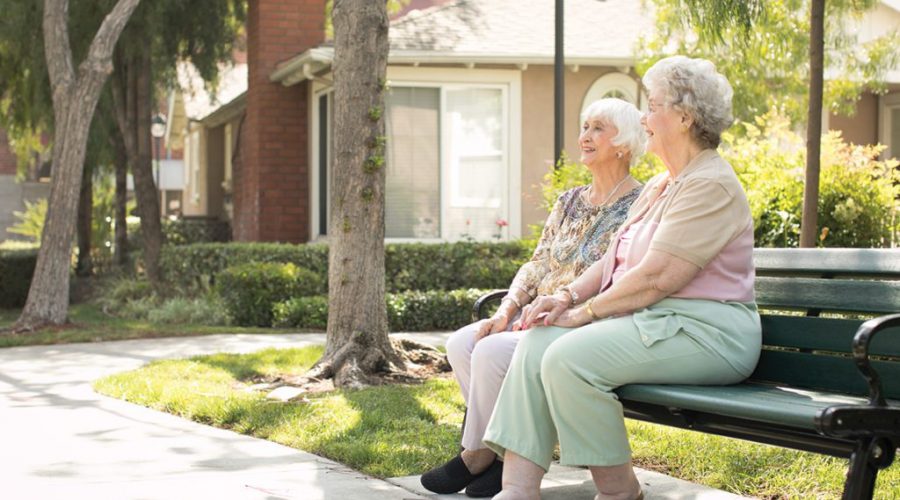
[234,0,326,242]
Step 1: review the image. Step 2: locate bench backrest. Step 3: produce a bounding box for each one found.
[750,248,900,399]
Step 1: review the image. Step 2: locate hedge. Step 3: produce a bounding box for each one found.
[272,289,490,331]
[0,250,38,308]
[161,241,534,293]
[215,262,323,327]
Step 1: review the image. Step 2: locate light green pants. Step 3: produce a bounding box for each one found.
[483,299,760,471]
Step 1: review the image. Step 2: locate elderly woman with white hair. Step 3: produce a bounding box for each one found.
[421,98,646,497]
[482,56,761,500]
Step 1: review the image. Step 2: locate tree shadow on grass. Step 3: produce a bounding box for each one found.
[186,351,466,479]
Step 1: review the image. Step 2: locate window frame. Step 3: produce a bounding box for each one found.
[309,66,522,242]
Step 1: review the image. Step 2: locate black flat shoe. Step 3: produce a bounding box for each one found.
[465,459,502,497]
[420,454,479,494]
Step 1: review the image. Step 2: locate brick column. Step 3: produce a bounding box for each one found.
[235,0,325,242]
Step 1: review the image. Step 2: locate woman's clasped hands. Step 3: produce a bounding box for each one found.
[513,292,593,330]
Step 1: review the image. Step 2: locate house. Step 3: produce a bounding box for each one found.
[172,0,900,245]
[165,58,248,221]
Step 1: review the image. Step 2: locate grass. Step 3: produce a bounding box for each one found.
[0,303,291,348]
[94,346,466,478]
[94,346,900,498]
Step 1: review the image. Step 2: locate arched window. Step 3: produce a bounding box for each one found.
[580,72,643,121]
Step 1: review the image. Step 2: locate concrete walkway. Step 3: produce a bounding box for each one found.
[0,333,749,499]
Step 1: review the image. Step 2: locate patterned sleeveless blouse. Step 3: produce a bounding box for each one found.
[510,185,641,298]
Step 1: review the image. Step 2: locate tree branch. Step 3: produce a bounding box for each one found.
[42,0,75,104]
[78,0,141,82]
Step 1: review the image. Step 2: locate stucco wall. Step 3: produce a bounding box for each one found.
[829,92,878,146]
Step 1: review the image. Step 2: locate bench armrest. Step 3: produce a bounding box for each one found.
[852,312,900,407]
[472,290,509,322]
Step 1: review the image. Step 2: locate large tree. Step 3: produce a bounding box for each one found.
[9,0,140,330]
[308,0,402,388]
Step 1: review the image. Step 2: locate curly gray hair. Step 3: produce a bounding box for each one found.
[642,56,734,149]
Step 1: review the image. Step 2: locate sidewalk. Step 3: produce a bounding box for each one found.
[0,333,749,499]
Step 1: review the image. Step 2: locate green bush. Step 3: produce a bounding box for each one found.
[0,249,37,308]
[726,113,899,247]
[216,262,323,327]
[161,241,534,293]
[163,218,231,246]
[273,289,488,331]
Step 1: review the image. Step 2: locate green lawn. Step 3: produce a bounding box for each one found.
[95,346,900,498]
[0,304,294,348]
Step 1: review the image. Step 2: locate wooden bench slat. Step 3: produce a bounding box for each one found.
[755,276,900,314]
[754,248,900,276]
[760,315,900,357]
[750,350,900,399]
[616,383,900,430]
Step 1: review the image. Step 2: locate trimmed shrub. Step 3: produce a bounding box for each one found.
[273,295,329,329]
[161,241,534,293]
[0,249,38,308]
[161,243,329,291]
[163,217,231,246]
[273,288,489,332]
[216,262,323,327]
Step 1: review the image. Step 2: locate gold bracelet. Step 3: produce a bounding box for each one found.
[584,297,601,321]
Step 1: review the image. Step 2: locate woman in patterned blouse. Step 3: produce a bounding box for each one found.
[421,98,647,497]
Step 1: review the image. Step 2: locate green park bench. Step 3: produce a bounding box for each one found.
[473,248,900,499]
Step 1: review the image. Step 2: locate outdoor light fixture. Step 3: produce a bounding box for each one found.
[151,114,167,203]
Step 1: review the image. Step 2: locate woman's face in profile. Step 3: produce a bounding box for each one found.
[642,88,682,156]
[579,117,620,168]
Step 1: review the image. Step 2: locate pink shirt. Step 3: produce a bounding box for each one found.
[603,149,756,303]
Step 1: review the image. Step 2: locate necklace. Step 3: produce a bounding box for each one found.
[588,175,632,207]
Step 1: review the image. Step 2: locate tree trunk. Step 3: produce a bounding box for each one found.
[313,0,401,388]
[12,0,140,332]
[111,48,162,283]
[800,0,824,248]
[76,165,93,276]
[112,126,129,268]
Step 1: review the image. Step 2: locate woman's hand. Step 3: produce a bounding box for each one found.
[474,313,510,342]
[551,304,593,328]
[514,292,571,330]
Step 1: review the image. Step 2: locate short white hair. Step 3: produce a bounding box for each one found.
[642,55,734,149]
[580,97,647,166]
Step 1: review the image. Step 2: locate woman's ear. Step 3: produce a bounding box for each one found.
[680,112,694,131]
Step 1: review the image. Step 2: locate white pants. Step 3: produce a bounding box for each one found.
[445,320,521,451]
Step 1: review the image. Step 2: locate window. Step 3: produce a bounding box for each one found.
[581,72,643,122]
[384,87,441,238]
[314,69,520,241]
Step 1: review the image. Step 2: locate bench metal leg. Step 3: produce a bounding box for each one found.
[842,437,896,500]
